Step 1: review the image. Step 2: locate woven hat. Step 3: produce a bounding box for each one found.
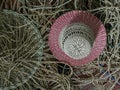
[0,10,43,89]
[48,10,106,66]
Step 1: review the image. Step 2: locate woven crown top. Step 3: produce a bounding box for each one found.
[59,23,95,59]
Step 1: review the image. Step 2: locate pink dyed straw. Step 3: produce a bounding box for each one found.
[114,84,120,90]
[48,10,106,66]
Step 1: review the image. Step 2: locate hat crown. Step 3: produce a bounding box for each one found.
[59,23,95,59]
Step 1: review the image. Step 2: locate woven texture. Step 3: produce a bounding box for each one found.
[0,10,43,89]
[59,23,95,59]
[49,10,106,66]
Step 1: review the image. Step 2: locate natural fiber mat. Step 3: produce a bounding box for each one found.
[0,0,120,90]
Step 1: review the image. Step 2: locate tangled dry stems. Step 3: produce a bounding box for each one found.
[0,0,120,90]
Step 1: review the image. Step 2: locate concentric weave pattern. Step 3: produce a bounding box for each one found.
[59,23,95,59]
[49,10,106,66]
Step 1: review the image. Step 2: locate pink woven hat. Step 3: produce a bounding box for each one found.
[48,10,106,66]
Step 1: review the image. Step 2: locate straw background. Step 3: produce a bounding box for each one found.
[0,0,120,90]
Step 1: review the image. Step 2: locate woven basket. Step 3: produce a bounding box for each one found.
[0,10,43,89]
[49,10,106,66]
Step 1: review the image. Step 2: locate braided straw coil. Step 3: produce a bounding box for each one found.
[48,10,106,66]
[0,10,43,89]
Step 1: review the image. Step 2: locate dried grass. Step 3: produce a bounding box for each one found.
[0,0,120,90]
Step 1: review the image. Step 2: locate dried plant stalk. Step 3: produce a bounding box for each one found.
[0,10,44,89]
[1,0,120,90]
